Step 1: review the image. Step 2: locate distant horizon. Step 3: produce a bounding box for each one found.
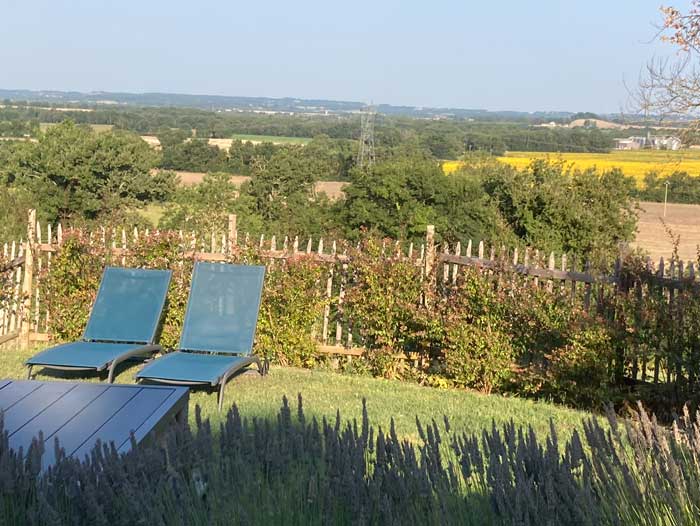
[0,87,644,117]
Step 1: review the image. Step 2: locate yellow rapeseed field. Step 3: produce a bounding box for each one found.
[442,150,700,187]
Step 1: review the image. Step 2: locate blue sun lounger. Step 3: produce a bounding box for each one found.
[26,267,172,383]
[136,262,266,411]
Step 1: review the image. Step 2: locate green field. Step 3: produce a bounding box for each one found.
[3,345,592,441]
[231,133,311,145]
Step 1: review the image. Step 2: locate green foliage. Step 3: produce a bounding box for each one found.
[635,170,700,204]
[41,235,325,363]
[121,232,194,348]
[506,280,614,407]
[340,152,502,244]
[160,139,227,172]
[0,119,38,137]
[536,323,613,407]
[1,122,163,224]
[483,159,638,265]
[155,127,189,148]
[42,231,192,348]
[244,147,337,236]
[0,185,33,242]
[159,172,264,235]
[344,239,425,378]
[0,103,618,154]
[443,323,514,393]
[438,270,514,393]
[43,235,104,342]
[255,256,327,367]
[247,147,320,217]
[32,232,633,409]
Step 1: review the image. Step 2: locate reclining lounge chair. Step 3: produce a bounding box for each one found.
[136,262,267,411]
[26,267,172,383]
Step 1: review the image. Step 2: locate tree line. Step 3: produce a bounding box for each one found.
[0,104,618,159]
[0,122,637,268]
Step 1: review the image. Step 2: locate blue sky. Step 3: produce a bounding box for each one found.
[0,0,688,112]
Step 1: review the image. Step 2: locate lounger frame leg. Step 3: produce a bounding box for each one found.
[217,355,266,412]
[218,381,227,413]
[27,365,33,380]
[107,345,161,384]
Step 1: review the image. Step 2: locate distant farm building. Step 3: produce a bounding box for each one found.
[614,137,644,150]
[650,136,682,150]
[614,135,682,151]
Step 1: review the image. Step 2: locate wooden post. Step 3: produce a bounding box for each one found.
[546,252,555,293]
[425,225,435,278]
[228,214,237,254]
[20,209,36,349]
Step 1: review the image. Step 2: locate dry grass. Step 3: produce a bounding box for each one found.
[314,181,348,200]
[168,170,347,200]
[633,201,700,262]
[39,122,113,133]
[230,134,311,145]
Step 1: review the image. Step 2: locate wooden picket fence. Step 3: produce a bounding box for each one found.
[1,210,699,367]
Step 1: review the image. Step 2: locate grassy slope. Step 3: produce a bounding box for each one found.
[3,345,594,442]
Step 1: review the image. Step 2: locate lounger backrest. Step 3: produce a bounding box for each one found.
[179,262,265,355]
[83,267,172,344]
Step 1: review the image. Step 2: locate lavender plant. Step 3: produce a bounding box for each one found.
[2,398,700,525]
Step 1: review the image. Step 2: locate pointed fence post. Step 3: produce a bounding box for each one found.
[425,225,435,279]
[20,209,36,349]
[228,214,237,255]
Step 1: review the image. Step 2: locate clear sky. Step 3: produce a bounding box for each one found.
[0,0,688,112]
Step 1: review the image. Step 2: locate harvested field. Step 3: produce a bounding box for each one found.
[171,171,251,187]
[633,201,700,261]
[140,135,161,149]
[168,170,348,199]
[208,138,234,150]
[314,181,348,200]
[230,134,310,145]
[39,122,113,133]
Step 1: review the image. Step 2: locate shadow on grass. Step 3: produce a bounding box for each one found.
[3,389,694,526]
[2,394,496,526]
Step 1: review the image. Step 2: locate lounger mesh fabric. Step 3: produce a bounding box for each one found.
[136,352,252,384]
[83,267,172,343]
[27,342,150,369]
[178,263,265,354]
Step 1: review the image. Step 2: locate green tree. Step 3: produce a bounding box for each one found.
[156,127,189,148]
[160,139,227,172]
[159,172,264,235]
[1,121,163,224]
[483,159,638,264]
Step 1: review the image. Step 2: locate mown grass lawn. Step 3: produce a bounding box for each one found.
[2,345,595,442]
